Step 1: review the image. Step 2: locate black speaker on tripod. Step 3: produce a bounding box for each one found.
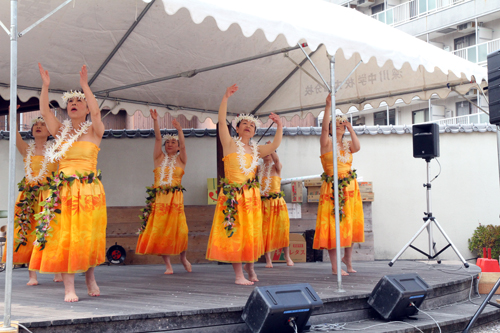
[487,50,500,125]
[413,123,439,159]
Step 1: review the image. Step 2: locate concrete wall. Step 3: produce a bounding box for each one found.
[1,130,499,261]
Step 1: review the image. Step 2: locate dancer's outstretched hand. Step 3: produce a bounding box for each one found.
[38,63,50,86]
[150,109,158,121]
[79,65,89,88]
[172,118,182,131]
[268,112,282,127]
[224,84,238,99]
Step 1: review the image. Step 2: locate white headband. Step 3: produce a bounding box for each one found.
[234,113,259,127]
[162,134,179,142]
[335,114,348,122]
[31,116,45,125]
[61,90,87,106]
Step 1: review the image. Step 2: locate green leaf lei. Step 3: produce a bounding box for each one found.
[261,190,285,201]
[34,170,102,251]
[321,169,357,222]
[219,177,260,238]
[13,178,40,252]
[138,184,186,234]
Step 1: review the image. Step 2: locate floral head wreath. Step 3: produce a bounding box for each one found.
[162,134,179,143]
[335,114,348,122]
[234,113,260,127]
[61,90,87,107]
[31,116,45,125]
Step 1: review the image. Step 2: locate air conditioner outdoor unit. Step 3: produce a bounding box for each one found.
[457,21,478,33]
[443,45,451,52]
[355,117,366,126]
[357,0,375,7]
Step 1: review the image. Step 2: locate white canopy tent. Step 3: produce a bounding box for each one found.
[1,0,488,328]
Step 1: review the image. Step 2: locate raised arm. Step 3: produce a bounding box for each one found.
[38,63,62,137]
[345,121,361,153]
[320,94,332,148]
[270,150,282,174]
[172,118,187,164]
[258,113,283,157]
[80,65,104,139]
[218,84,238,152]
[10,105,28,156]
[150,109,163,161]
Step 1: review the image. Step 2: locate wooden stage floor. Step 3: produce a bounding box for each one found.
[0,260,481,331]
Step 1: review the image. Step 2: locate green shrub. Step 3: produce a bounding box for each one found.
[468,224,500,260]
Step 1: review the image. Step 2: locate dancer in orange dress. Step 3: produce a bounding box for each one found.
[135,109,191,274]
[29,63,106,302]
[313,94,364,276]
[206,84,283,285]
[259,143,293,268]
[2,112,62,285]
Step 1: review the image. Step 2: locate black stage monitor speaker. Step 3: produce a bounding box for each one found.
[488,50,500,125]
[413,123,439,159]
[368,273,429,320]
[242,283,323,333]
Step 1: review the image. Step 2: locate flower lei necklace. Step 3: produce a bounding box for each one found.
[158,152,180,186]
[337,137,351,164]
[258,161,273,196]
[46,120,92,163]
[234,137,259,176]
[24,140,53,184]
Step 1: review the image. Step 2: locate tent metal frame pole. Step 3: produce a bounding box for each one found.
[2,0,17,330]
[330,56,344,292]
[251,49,319,115]
[298,43,331,93]
[95,44,305,95]
[88,0,156,86]
[18,0,72,37]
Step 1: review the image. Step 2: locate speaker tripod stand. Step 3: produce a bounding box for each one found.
[389,157,469,268]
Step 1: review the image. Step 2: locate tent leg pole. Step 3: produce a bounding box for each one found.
[2,0,18,331]
[330,56,344,293]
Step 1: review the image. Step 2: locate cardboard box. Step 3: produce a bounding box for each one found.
[207,178,218,205]
[286,203,302,219]
[307,186,321,203]
[479,272,500,294]
[269,233,306,263]
[361,192,374,202]
[359,181,373,193]
[304,178,322,187]
[291,181,303,203]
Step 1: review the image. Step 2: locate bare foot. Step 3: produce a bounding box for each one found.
[286,259,294,266]
[333,269,349,276]
[244,264,259,282]
[181,259,192,273]
[64,291,79,302]
[86,280,101,297]
[53,273,63,282]
[235,276,254,285]
[342,258,357,273]
[27,278,38,286]
[265,262,273,268]
[164,267,174,275]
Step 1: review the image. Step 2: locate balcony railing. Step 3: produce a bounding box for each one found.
[431,113,490,126]
[371,0,472,27]
[452,38,500,65]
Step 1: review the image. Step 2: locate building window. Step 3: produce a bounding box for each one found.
[373,109,395,125]
[371,3,385,15]
[412,109,429,124]
[454,34,476,51]
[456,100,477,117]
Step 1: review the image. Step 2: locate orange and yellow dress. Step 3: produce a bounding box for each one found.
[261,176,289,253]
[136,166,188,255]
[29,141,107,274]
[2,155,57,265]
[206,153,263,263]
[313,150,364,250]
